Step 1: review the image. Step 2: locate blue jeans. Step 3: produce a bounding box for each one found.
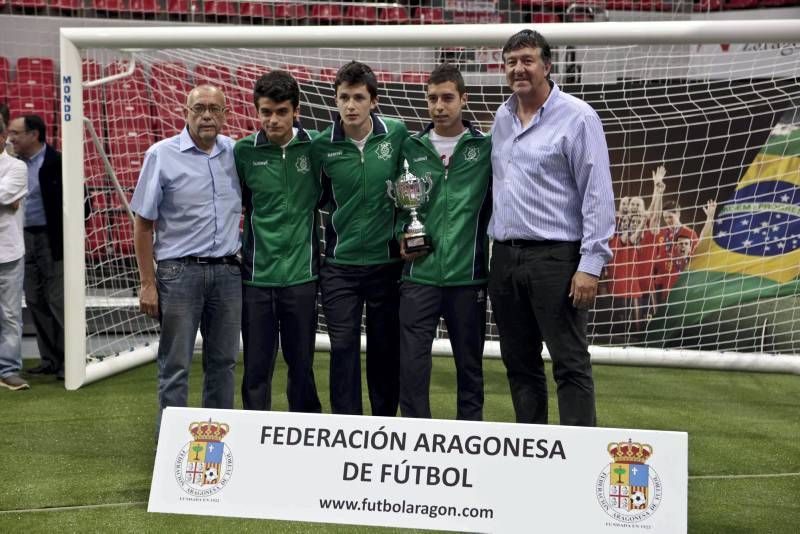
[155,260,242,436]
[0,257,25,378]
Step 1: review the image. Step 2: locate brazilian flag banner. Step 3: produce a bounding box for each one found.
[648,109,800,353]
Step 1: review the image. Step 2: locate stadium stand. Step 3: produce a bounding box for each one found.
[239,0,272,21]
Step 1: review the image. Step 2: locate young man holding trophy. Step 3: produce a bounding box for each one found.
[392,63,492,421]
[234,70,323,414]
[311,61,408,416]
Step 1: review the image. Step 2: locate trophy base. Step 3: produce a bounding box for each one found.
[403,234,433,254]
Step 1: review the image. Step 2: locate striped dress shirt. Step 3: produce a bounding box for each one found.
[488,81,616,276]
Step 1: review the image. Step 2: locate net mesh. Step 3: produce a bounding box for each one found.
[71,40,800,363]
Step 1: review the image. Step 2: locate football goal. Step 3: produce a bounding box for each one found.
[59,21,800,389]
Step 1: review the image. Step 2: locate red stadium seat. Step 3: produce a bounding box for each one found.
[414,7,445,24]
[107,137,151,190]
[379,7,410,24]
[239,0,272,20]
[16,57,56,87]
[7,83,57,138]
[151,61,191,89]
[283,64,312,82]
[317,67,337,83]
[532,13,562,22]
[204,0,238,20]
[514,0,573,8]
[224,89,255,141]
[723,0,759,7]
[343,5,377,23]
[311,4,343,24]
[82,59,102,82]
[166,0,201,18]
[106,192,135,256]
[273,3,307,22]
[693,0,723,8]
[235,63,268,88]
[375,70,397,84]
[193,63,233,87]
[50,0,83,14]
[11,0,47,8]
[90,0,125,13]
[152,87,189,139]
[128,0,159,16]
[401,71,426,84]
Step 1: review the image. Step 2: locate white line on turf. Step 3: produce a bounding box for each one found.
[0,502,146,514]
[690,472,800,480]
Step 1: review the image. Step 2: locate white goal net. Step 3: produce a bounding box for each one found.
[58,22,800,388]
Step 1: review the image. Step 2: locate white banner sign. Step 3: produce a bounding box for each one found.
[149,408,687,533]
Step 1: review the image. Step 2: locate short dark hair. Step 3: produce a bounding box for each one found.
[501,29,552,67]
[334,61,378,100]
[253,70,300,109]
[428,63,465,95]
[22,114,46,144]
[663,200,680,213]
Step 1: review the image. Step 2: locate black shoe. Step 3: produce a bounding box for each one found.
[27,363,57,375]
[56,367,65,381]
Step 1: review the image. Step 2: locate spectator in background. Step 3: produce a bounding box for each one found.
[7,115,64,380]
[0,104,11,155]
[235,71,322,414]
[0,118,29,391]
[131,85,242,440]
[652,199,698,304]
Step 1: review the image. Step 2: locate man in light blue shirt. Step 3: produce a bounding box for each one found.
[131,85,242,440]
[488,30,615,427]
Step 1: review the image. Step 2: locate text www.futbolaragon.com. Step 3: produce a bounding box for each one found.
[319,497,494,520]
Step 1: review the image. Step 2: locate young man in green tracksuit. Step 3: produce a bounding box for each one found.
[235,70,322,413]
[397,63,492,421]
[311,61,408,416]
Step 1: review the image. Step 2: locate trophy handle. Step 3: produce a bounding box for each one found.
[386,180,396,202]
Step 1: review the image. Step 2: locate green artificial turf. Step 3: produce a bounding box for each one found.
[2,355,798,533]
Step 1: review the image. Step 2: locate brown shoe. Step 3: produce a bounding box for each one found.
[0,374,31,391]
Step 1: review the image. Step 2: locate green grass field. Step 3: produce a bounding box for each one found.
[2,354,799,533]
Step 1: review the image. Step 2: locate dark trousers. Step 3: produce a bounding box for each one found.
[23,229,64,372]
[320,261,401,416]
[399,282,486,421]
[241,282,322,413]
[488,241,596,427]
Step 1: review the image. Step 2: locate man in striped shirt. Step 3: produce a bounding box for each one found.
[488,30,616,427]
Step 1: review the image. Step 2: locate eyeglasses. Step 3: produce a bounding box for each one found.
[187,104,226,115]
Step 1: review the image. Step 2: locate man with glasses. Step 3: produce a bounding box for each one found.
[7,115,64,380]
[131,85,242,440]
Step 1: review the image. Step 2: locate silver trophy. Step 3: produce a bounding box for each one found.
[386,160,434,254]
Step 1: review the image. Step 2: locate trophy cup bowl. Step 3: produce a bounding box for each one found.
[386,162,433,255]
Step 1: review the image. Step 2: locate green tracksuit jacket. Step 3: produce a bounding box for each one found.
[397,121,492,286]
[235,127,320,287]
[311,113,408,265]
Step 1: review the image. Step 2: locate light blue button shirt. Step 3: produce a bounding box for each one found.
[23,144,47,227]
[488,82,615,276]
[130,127,242,261]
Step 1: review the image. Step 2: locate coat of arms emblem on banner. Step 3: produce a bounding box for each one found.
[175,419,234,497]
[596,439,662,523]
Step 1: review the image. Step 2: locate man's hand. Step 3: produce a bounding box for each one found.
[703,199,717,220]
[399,238,428,261]
[569,271,599,310]
[10,199,21,211]
[139,282,159,319]
[652,165,667,187]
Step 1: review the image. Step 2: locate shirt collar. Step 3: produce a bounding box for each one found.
[27,144,46,164]
[178,126,225,157]
[417,119,485,139]
[504,80,559,117]
[254,122,311,147]
[331,111,387,142]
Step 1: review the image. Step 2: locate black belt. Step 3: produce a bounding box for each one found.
[173,255,240,265]
[496,239,570,248]
[24,226,47,234]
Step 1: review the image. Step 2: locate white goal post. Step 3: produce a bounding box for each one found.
[59,21,800,389]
